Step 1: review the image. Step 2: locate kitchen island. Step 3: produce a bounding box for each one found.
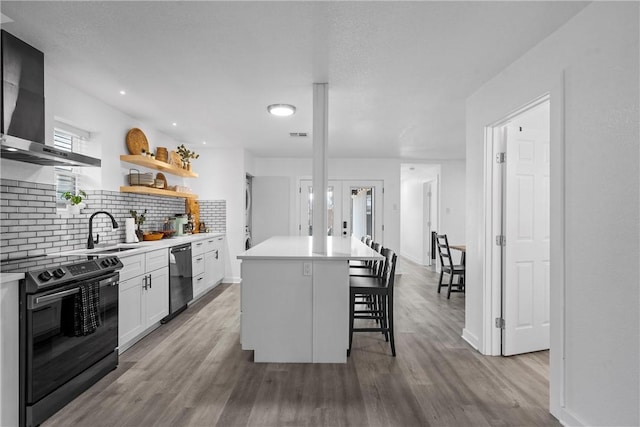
[238,236,383,363]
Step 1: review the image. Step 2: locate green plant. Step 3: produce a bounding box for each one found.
[61,190,87,206]
[129,209,147,228]
[176,144,200,163]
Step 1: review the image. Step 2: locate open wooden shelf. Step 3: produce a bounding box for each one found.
[120,186,198,199]
[120,155,198,178]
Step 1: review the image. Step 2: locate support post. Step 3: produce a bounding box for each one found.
[312,83,328,253]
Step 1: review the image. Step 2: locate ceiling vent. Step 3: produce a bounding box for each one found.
[289,132,308,137]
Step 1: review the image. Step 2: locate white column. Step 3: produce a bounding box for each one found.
[312,83,328,253]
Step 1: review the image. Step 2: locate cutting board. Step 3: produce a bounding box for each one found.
[185,199,200,234]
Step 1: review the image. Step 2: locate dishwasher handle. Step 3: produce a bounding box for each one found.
[171,244,191,254]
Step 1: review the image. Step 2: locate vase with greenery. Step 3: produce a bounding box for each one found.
[176,144,199,170]
[61,190,87,214]
[129,209,147,240]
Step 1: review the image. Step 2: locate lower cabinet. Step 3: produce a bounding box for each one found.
[118,249,169,352]
[194,236,225,300]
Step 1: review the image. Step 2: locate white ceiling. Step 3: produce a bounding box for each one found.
[1,1,587,159]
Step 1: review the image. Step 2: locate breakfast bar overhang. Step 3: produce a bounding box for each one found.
[238,236,383,363]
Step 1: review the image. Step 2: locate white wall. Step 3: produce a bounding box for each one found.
[189,147,246,282]
[466,3,639,426]
[253,157,401,262]
[1,74,186,191]
[252,176,290,245]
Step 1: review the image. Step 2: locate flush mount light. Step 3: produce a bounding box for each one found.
[202,141,207,145]
[172,122,177,127]
[267,104,296,117]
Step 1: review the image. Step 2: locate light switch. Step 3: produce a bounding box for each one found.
[303,262,312,276]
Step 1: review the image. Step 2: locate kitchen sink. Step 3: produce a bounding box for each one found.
[92,247,137,254]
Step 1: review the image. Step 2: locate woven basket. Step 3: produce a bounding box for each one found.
[126,128,149,155]
[156,147,169,162]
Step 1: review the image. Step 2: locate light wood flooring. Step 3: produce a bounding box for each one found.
[45,258,558,426]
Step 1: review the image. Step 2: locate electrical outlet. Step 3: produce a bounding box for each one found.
[303,262,312,276]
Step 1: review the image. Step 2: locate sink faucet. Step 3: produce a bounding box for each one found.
[87,211,119,249]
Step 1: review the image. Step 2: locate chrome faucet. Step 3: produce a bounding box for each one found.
[87,211,119,249]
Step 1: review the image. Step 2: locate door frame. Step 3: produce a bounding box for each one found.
[483,93,554,356]
[297,178,385,244]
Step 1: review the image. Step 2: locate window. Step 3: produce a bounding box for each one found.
[54,128,82,209]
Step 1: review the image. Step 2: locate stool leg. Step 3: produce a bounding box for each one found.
[437,270,444,293]
[348,290,355,357]
[381,295,389,342]
[388,293,396,357]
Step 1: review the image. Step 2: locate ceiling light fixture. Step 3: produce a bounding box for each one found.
[172,122,177,127]
[119,90,126,95]
[202,141,207,145]
[267,104,296,117]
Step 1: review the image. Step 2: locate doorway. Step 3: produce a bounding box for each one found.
[298,179,384,242]
[400,164,440,267]
[489,96,551,356]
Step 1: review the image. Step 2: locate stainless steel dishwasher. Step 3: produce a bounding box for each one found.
[162,243,193,323]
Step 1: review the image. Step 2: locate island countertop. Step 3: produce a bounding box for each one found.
[237,236,383,261]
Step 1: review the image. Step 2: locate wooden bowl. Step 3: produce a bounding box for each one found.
[142,232,164,241]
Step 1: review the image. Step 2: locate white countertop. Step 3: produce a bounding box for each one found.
[237,236,383,261]
[0,233,225,284]
[54,232,225,258]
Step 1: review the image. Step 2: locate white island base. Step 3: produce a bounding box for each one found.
[239,236,382,363]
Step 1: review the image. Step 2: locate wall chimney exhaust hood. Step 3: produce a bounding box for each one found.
[1,30,101,168]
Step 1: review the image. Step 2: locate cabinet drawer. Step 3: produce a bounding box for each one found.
[204,236,224,252]
[192,240,206,256]
[146,248,168,272]
[193,273,206,298]
[119,254,145,282]
[192,253,205,276]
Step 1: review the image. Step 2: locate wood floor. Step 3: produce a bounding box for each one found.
[44,258,559,427]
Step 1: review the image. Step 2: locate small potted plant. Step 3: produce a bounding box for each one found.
[61,190,87,214]
[176,144,199,170]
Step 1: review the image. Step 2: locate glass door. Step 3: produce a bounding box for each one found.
[299,180,383,243]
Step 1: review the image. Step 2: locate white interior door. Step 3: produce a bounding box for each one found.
[502,126,550,355]
[423,182,432,265]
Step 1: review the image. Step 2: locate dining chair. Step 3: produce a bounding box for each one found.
[435,234,465,299]
[348,247,397,357]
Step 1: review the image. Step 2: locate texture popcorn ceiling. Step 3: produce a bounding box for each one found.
[0,179,226,261]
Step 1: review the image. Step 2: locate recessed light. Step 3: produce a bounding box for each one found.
[202,141,207,145]
[267,104,296,117]
[172,122,177,127]
[119,90,126,95]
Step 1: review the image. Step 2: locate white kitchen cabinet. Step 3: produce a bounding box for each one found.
[118,248,169,352]
[193,235,225,301]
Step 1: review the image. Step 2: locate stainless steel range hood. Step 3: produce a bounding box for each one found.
[1,30,102,168]
[1,134,101,167]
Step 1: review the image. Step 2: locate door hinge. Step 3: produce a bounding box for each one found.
[495,235,506,246]
[496,152,505,163]
[382,187,385,194]
[495,317,505,329]
[382,224,385,231]
[299,187,301,193]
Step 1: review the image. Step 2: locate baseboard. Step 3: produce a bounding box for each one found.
[552,407,586,427]
[461,328,479,350]
[225,276,242,284]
